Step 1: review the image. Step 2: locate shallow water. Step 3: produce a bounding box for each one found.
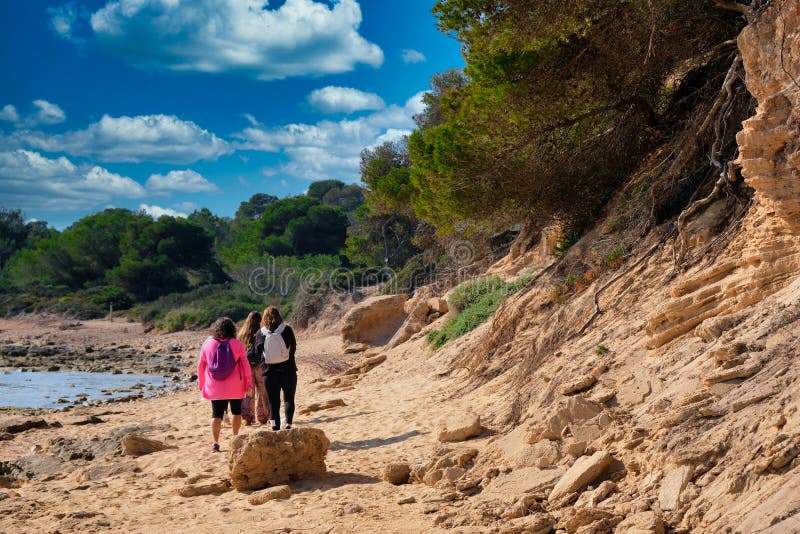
[0,370,168,409]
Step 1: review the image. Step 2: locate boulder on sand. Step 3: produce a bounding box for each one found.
[383,463,411,485]
[437,414,482,443]
[341,294,407,349]
[121,434,176,457]
[228,428,330,491]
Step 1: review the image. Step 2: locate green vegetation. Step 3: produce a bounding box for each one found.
[596,344,609,355]
[604,245,625,269]
[0,180,360,327]
[427,275,531,349]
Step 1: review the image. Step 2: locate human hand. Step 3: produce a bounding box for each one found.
[246,388,254,398]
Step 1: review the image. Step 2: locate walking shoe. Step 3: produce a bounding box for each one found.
[285,424,292,430]
[211,442,220,453]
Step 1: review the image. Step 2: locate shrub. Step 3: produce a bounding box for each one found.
[428,274,531,349]
[604,244,625,269]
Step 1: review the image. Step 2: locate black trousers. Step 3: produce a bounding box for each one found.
[264,369,297,428]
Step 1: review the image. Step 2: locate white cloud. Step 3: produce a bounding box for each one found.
[0,149,145,211]
[237,92,423,181]
[49,3,79,39]
[402,49,426,64]
[0,105,19,123]
[30,100,66,126]
[307,86,385,114]
[172,201,198,212]
[0,100,66,127]
[139,204,187,219]
[20,114,231,164]
[146,169,219,193]
[85,166,146,197]
[87,0,383,80]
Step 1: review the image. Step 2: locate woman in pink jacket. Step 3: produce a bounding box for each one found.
[198,317,253,452]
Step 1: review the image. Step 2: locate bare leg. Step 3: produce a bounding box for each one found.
[212,418,222,443]
[232,415,242,436]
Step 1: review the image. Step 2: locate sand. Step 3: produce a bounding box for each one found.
[0,319,478,533]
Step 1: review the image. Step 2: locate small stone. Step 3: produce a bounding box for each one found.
[248,485,292,505]
[397,496,416,505]
[176,478,232,497]
[704,361,761,385]
[559,375,597,396]
[615,511,665,534]
[382,463,411,485]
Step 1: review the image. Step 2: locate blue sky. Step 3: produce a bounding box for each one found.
[0,0,463,228]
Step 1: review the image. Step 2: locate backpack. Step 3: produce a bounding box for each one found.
[246,334,262,366]
[208,339,238,380]
[263,324,289,365]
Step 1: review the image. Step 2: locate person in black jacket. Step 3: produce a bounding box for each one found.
[258,306,297,430]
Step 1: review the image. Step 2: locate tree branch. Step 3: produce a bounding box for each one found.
[714,1,751,15]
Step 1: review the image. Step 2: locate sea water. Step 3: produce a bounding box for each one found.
[0,370,168,409]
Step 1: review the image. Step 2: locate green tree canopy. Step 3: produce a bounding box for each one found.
[307,179,346,200]
[235,193,278,222]
[408,0,742,231]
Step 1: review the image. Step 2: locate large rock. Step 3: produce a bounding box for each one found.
[528,397,603,443]
[410,447,478,486]
[121,434,176,457]
[228,428,329,491]
[437,414,482,443]
[549,451,613,502]
[341,294,407,349]
[658,466,692,511]
[616,511,665,534]
[483,466,565,497]
[499,513,554,534]
[0,417,50,434]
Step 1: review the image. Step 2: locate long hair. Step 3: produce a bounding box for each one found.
[261,306,283,332]
[210,317,236,340]
[237,311,262,349]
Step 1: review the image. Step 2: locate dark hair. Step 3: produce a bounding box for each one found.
[261,306,283,332]
[211,317,236,340]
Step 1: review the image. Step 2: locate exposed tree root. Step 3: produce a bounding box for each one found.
[674,54,743,267]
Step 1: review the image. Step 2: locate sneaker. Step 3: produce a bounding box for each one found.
[211,442,220,453]
[271,425,280,431]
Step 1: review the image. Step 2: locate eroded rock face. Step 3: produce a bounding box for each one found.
[736,1,800,229]
[228,428,329,491]
[341,294,407,349]
[645,1,800,349]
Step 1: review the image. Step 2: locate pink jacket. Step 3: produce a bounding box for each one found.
[197,337,253,400]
